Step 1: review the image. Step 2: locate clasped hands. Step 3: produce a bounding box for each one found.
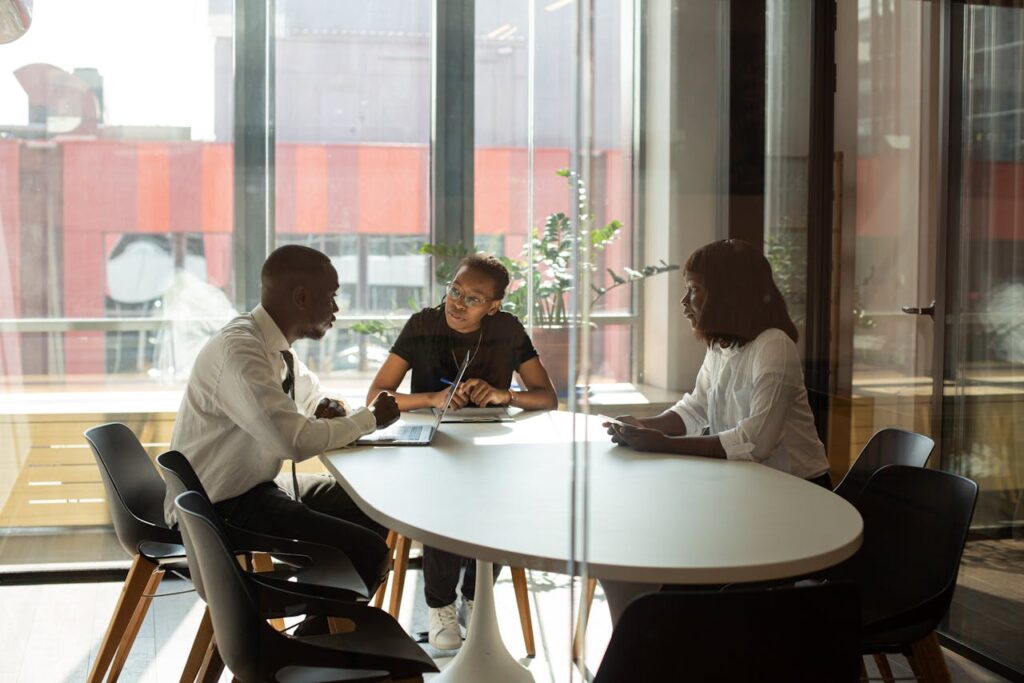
[430,378,511,410]
[602,415,668,452]
[316,393,401,429]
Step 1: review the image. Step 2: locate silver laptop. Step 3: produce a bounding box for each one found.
[355,351,470,446]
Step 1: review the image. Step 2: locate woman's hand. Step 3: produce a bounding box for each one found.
[432,387,468,410]
[457,378,508,407]
[610,424,669,452]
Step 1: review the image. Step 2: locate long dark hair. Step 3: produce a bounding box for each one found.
[685,239,798,347]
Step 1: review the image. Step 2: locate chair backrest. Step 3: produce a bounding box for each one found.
[156,449,213,505]
[175,490,268,682]
[835,428,935,503]
[84,422,179,556]
[594,583,862,682]
[848,464,977,633]
[156,450,220,598]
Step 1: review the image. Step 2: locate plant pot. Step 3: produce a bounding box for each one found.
[531,326,573,398]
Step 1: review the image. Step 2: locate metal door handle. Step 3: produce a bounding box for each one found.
[901,300,935,317]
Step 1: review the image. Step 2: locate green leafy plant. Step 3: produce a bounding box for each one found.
[421,169,677,326]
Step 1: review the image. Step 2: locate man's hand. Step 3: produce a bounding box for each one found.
[314,397,349,419]
[603,415,644,444]
[458,378,507,407]
[369,391,401,429]
[431,386,468,411]
[611,424,668,452]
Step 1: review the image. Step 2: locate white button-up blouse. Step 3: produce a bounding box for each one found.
[669,327,829,480]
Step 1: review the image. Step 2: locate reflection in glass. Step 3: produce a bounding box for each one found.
[941,4,1024,674]
[0,0,231,567]
[274,1,432,379]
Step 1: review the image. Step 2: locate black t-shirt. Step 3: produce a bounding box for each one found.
[390,306,539,396]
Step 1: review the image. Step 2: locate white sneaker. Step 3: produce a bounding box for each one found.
[458,597,474,630]
[428,604,462,650]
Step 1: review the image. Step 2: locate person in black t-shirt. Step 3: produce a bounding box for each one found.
[366,253,557,651]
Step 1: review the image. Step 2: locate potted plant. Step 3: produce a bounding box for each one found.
[421,169,678,393]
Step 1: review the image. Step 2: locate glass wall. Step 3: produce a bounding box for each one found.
[0,0,638,584]
[473,0,636,394]
[765,0,812,342]
[942,2,1024,674]
[830,0,939,480]
[0,0,231,564]
[273,0,432,383]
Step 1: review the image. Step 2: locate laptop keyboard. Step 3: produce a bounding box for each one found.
[369,425,426,441]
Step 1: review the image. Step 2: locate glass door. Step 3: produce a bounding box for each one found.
[836,0,1023,675]
[940,2,1024,675]
[831,0,942,477]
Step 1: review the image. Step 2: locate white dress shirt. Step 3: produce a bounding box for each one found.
[669,327,829,480]
[164,304,376,523]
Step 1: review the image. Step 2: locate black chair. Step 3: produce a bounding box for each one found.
[85,422,189,683]
[593,582,862,682]
[175,490,438,682]
[820,465,978,682]
[157,450,368,606]
[834,428,935,503]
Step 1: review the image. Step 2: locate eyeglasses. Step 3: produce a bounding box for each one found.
[446,283,489,308]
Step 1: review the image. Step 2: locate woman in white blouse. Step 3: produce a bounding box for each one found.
[606,238,832,489]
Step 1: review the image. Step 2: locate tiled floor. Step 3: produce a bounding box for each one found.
[0,568,1010,682]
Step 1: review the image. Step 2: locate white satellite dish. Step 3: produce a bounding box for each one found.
[0,0,32,44]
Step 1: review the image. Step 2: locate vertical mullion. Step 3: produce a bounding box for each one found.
[805,0,838,442]
[233,0,275,312]
[934,0,959,471]
[432,0,475,280]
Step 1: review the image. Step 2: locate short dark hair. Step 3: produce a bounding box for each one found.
[684,239,798,347]
[457,253,511,300]
[261,244,332,291]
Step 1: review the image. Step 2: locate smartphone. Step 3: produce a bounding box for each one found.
[598,414,637,429]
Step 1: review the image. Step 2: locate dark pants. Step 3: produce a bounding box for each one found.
[214,473,389,593]
[422,546,502,608]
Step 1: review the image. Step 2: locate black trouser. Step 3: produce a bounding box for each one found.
[214,473,389,593]
[422,546,502,609]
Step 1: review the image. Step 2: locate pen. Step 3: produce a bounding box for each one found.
[440,378,454,387]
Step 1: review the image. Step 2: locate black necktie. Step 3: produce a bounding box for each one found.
[281,350,295,398]
[281,350,299,501]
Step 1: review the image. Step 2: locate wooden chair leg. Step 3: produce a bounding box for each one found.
[571,577,597,661]
[180,606,213,683]
[197,637,224,683]
[107,567,165,682]
[907,632,951,683]
[87,555,159,683]
[511,567,536,657]
[250,552,286,631]
[372,530,398,609]
[873,653,895,683]
[388,534,412,618]
[328,617,356,634]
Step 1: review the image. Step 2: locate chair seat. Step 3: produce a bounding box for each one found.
[861,619,937,653]
[275,664,389,683]
[139,540,187,562]
[289,606,436,676]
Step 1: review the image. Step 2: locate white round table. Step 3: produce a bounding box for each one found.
[321,410,862,682]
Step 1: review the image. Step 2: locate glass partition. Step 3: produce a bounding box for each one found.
[273,0,432,388]
[941,2,1024,674]
[0,0,233,566]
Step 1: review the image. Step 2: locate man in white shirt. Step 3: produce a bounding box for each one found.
[165,244,400,593]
